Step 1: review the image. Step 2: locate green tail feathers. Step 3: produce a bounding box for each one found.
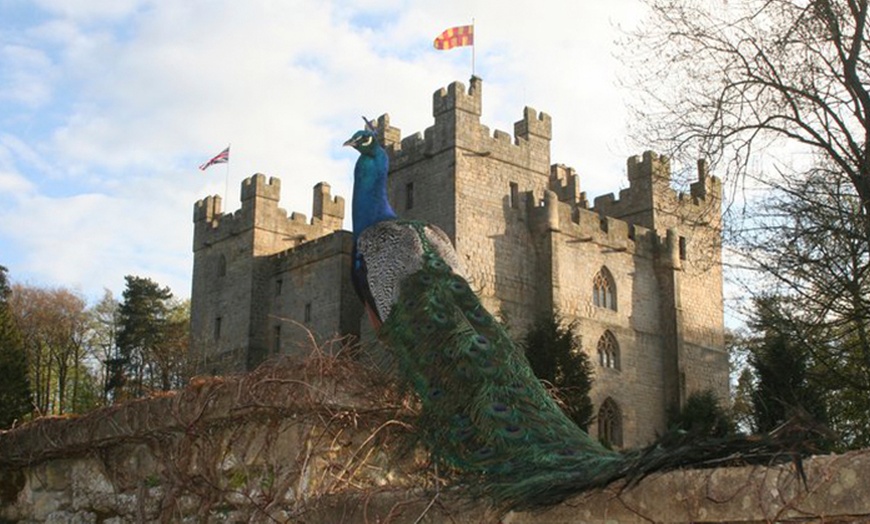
[378,248,627,508]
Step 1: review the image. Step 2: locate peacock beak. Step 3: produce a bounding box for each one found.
[343,136,357,147]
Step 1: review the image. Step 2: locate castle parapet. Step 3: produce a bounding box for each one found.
[514,106,552,141]
[313,182,345,230]
[193,175,345,254]
[433,77,482,118]
[593,151,721,232]
[549,164,582,206]
[194,195,222,223]
[385,77,552,174]
[241,174,281,205]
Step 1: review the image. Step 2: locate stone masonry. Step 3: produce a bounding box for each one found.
[190,77,727,448]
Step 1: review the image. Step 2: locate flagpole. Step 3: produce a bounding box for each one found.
[471,18,476,77]
[224,143,231,208]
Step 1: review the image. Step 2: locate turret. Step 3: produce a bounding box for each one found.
[312,182,345,230]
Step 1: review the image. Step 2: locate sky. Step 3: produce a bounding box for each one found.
[0,0,649,303]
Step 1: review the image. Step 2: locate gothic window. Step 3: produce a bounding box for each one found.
[598,398,623,448]
[217,254,227,277]
[592,267,616,311]
[597,330,620,370]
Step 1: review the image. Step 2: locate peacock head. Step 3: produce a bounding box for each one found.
[343,129,379,156]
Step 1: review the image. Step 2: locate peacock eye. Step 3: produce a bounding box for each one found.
[360,135,373,147]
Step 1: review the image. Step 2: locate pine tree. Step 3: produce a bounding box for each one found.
[748,296,828,435]
[523,312,594,429]
[116,275,173,398]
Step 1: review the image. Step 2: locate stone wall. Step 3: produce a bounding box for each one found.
[2,358,869,523]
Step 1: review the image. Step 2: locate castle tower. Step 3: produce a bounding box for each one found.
[190,175,346,373]
[378,77,556,327]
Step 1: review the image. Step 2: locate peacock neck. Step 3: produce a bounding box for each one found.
[352,147,397,240]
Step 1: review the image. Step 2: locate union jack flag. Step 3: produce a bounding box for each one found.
[199,146,229,171]
[434,25,474,50]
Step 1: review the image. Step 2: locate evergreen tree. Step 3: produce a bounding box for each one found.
[523,312,594,429]
[748,296,829,435]
[0,266,31,428]
[116,275,172,398]
[669,389,734,438]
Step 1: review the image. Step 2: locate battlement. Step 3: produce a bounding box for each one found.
[514,106,552,141]
[241,173,281,203]
[380,77,552,174]
[627,150,671,186]
[529,188,682,264]
[432,76,482,117]
[193,175,345,253]
[312,182,345,230]
[593,151,721,231]
[194,195,223,223]
[549,164,583,206]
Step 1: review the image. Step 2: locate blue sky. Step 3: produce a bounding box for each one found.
[1,0,648,302]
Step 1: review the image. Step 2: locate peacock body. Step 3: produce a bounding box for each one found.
[343,124,800,509]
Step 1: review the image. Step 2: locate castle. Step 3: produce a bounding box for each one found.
[190,77,727,448]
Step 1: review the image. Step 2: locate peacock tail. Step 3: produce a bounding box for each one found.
[361,219,626,508]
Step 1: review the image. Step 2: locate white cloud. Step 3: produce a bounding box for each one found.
[0,0,650,301]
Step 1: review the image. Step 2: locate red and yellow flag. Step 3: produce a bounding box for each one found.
[434,25,474,50]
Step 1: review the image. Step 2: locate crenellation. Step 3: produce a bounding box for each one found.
[514,106,552,141]
[594,192,616,208]
[373,114,402,150]
[432,77,482,118]
[194,195,222,223]
[549,164,581,205]
[312,182,345,231]
[241,173,281,203]
[493,129,511,143]
[627,150,671,186]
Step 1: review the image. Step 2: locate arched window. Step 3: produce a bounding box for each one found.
[597,330,620,370]
[217,254,227,277]
[598,398,623,448]
[592,267,616,311]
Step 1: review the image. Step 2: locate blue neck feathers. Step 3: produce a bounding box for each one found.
[352,144,397,240]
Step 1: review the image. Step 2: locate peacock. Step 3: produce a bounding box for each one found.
[343,121,808,510]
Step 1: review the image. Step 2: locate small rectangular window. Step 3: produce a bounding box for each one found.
[509,182,519,209]
[304,302,312,323]
[214,317,222,341]
[273,325,281,352]
[275,278,283,296]
[679,236,687,260]
[406,182,414,210]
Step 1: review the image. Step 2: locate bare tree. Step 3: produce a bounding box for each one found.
[87,289,120,404]
[624,0,870,222]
